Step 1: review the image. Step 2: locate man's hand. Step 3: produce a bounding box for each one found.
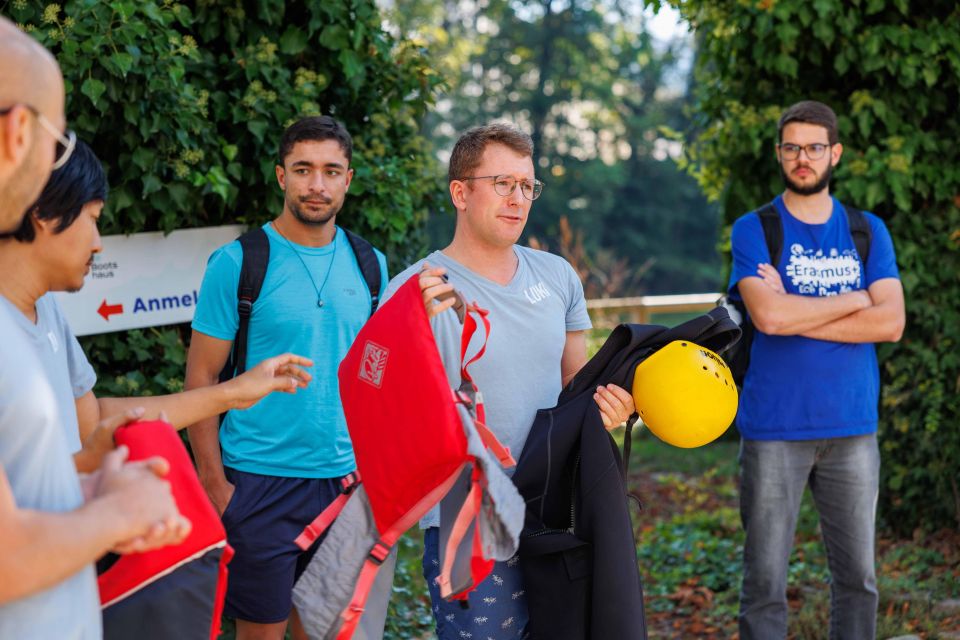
[227,353,314,411]
[756,263,786,293]
[90,446,191,553]
[594,384,635,430]
[199,471,235,518]
[419,262,458,319]
[74,407,145,474]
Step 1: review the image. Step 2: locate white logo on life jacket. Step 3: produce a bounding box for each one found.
[523,281,551,304]
[359,340,389,388]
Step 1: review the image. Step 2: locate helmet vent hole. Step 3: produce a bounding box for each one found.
[680,342,688,347]
[702,366,708,371]
[714,372,719,378]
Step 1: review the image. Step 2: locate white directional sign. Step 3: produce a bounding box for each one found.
[54,225,245,336]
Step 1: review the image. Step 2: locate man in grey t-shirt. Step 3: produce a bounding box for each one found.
[384,123,635,640]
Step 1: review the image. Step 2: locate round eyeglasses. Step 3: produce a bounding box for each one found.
[458,174,545,201]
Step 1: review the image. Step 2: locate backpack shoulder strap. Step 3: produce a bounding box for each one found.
[226,227,270,378]
[843,204,872,266]
[757,202,783,267]
[343,229,382,316]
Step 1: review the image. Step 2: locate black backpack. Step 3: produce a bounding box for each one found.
[218,226,382,382]
[718,201,872,386]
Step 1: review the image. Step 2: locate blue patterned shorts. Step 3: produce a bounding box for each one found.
[422,527,530,640]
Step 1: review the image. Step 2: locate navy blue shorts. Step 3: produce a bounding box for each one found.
[423,527,530,640]
[221,467,345,623]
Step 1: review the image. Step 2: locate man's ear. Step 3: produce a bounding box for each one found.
[0,105,34,164]
[31,209,53,236]
[275,164,286,191]
[830,142,844,167]
[449,180,467,212]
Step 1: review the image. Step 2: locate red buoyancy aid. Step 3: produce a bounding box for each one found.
[97,420,233,640]
[291,274,523,640]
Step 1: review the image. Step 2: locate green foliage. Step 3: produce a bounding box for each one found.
[81,326,187,397]
[384,532,434,639]
[657,0,960,532]
[3,0,443,398]
[631,435,959,635]
[386,1,723,296]
[6,0,441,257]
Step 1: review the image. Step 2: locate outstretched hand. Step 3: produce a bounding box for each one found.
[594,383,635,431]
[228,353,314,410]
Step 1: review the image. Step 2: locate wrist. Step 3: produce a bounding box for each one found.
[197,464,227,487]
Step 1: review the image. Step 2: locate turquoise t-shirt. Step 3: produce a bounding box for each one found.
[192,223,388,478]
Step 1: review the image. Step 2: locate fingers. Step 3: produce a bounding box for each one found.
[120,455,170,479]
[594,384,633,430]
[114,514,192,554]
[263,353,315,371]
[419,264,459,319]
[97,407,146,438]
[756,263,785,293]
[280,363,312,387]
[100,445,130,473]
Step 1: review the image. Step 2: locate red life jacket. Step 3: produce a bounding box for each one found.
[291,274,521,639]
[97,420,233,640]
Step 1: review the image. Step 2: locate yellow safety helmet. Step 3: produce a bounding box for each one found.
[631,340,738,448]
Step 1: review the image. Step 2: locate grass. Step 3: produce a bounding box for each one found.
[216,427,959,640]
[628,429,960,639]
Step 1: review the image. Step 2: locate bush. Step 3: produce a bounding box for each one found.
[4,0,445,401]
[661,0,960,533]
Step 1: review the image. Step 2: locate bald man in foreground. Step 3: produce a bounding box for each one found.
[0,18,189,638]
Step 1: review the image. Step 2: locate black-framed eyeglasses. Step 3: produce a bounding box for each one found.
[778,142,831,161]
[0,104,76,170]
[458,174,545,201]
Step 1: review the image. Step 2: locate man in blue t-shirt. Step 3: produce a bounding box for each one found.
[186,116,388,640]
[728,100,905,639]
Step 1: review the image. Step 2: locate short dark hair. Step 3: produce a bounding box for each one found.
[778,100,839,145]
[448,123,534,182]
[278,115,352,166]
[1,139,107,243]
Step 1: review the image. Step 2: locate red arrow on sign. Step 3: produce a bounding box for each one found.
[98,299,123,321]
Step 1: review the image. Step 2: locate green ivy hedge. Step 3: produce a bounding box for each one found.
[661,0,960,532]
[4,0,445,400]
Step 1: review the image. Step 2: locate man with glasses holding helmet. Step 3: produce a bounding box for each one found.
[0,18,189,639]
[728,100,905,638]
[384,122,635,639]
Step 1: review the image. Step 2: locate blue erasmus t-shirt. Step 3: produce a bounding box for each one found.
[192,223,388,478]
[727,195,900,441]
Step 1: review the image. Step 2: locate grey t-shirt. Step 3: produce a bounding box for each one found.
[384,247,591,528]
[0,302,101,638]
[1,293,96,453]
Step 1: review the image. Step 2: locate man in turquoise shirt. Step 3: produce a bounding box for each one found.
[186,116,387,640]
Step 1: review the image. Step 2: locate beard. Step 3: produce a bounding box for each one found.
[781,162,833,196]
[287,193,341,226]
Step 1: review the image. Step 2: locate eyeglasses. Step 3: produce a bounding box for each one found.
[0,104,77,170]
[778,142,831,161]
[458,174,545,201]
